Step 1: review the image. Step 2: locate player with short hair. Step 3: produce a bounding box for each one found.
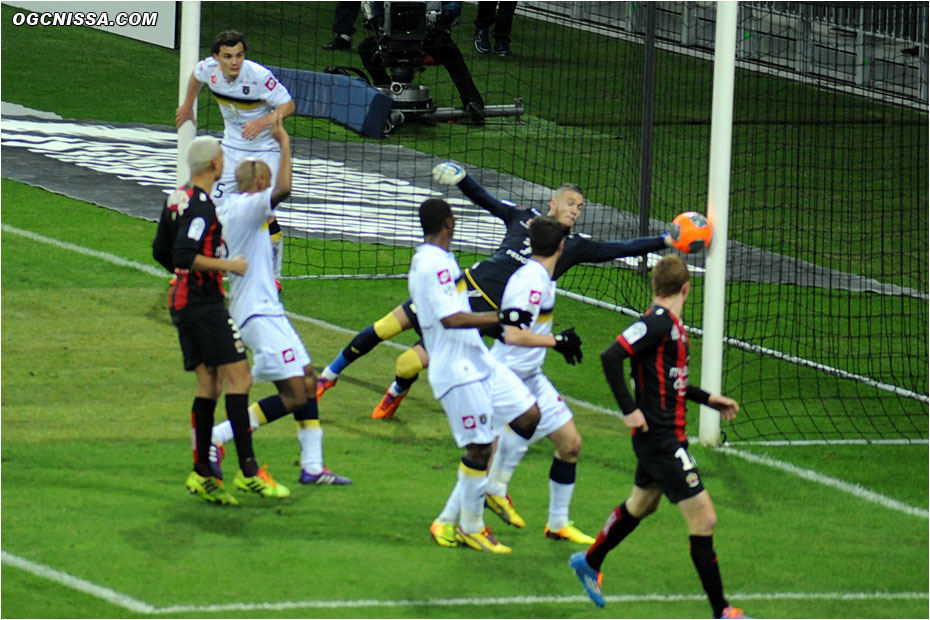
[208,112,351,486]
[152,135,287,504]
[569,254,748,619]
[409,198,541,554]
[176,30,296,281]
[316,162,678,422]
[484,215,595,544]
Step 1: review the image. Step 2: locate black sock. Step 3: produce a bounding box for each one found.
[256,395,289,424]
[344,325,382,363]
[394,373,418,393]
[294,397,319,422]
[690,534,728,618]
[226,393,257,475]
[586,502,641,571]
[191,397,216,476]
[549,456,576,484]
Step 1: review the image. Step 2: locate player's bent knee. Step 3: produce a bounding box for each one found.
[395,348,424,379]
[374,311,404,340]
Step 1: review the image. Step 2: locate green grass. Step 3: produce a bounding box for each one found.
[1,189,928,619]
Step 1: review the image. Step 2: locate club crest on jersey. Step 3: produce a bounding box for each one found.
[437,269,452,285]
[528,290,542,305]
[242,85,250,95]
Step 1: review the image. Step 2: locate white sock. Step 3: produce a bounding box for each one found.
[547,478,574,531]
[321,366,338,382]
[486,426,530,497]
[458,462,489,534]
[211,420,233,445]
[387,381,407,397]
[298,422,324,474]
[437,474,463,523]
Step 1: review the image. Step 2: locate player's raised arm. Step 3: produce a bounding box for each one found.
[432,161,522,222]
[268,112,292,207]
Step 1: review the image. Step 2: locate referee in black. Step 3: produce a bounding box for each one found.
[570,255,748,619]
[153,135,288,503]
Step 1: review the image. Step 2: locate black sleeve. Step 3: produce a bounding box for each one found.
[172,214,200,271]
[151,207,175,273]
[601,340,638,415]
[458,173,522,223]
[686,385,711,405]
[573,235,669,264]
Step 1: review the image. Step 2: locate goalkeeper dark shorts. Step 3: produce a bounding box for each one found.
[632,434,705,504]
[171,303,247,372]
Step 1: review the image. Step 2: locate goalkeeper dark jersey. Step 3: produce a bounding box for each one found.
[458,174,668,310]
[152,185,228,312]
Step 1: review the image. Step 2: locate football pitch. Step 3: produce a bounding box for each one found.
[1,181,927,619]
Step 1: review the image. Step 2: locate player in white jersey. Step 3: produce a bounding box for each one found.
[209,112,350,486]
[176,30,296,280]
[410,198,541,554]
[486,215,596,545]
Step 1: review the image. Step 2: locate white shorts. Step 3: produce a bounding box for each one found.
[440,361,536,448]
[213,145,281,201]
[240,314,310,382]
[521,372,574,444]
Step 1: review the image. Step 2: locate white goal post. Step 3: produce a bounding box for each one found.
[699,1,738,446]
[176,0,201,185]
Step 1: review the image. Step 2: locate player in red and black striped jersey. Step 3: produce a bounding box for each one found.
[568,255,748,619]
[153,135,288,503]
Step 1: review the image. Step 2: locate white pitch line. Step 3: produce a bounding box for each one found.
[1,551,157,614]
[718,446,929,519]
[3,223,927,520]
[2,550,926,615]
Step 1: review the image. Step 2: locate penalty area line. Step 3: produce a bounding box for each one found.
[1,551,926,615]
[4,224,927,520]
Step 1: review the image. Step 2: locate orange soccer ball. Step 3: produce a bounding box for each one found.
[669,212,712,253]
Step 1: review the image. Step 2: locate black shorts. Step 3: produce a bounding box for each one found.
[632,434,705,504]
[171,303,247,371]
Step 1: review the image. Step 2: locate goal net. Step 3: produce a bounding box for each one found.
[193,1,928,443]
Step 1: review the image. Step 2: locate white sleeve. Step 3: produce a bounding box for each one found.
[192,58,211,83]
[259,66,292,108]
[423,264,463,321]
[501,269,543,325]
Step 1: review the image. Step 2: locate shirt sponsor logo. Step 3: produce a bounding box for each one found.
[282,348,295,363]
[437,269,451,285]
[528,290,542,305]
[265,77,277,90]
[211,74,217,84]
[462,415,476,429]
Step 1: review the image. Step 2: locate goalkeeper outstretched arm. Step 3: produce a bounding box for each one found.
[432,161,523,221]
